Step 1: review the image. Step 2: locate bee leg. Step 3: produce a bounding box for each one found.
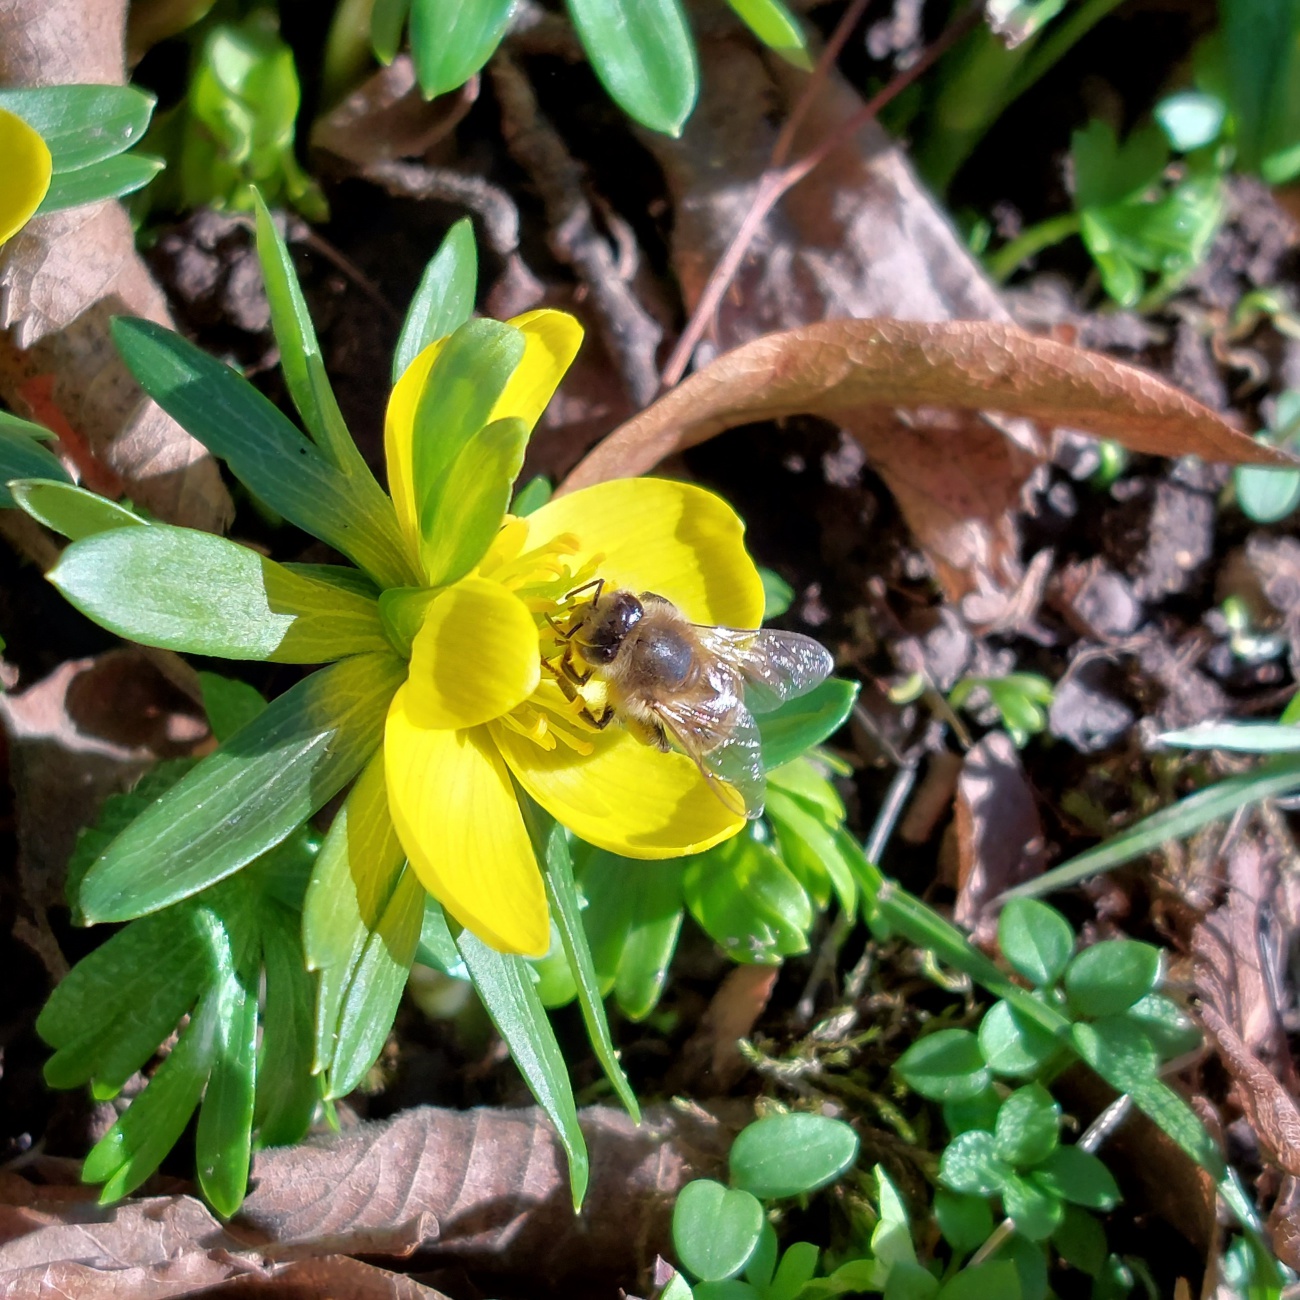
[563,577,604,605]
[560,655,593,686]
[576,704,616,730]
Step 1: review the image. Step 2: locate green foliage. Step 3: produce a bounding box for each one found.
[1234,390,1300,523]
[0,413,72,510]
[949,673,1053,748]
[363,0,809,135]
[143,12,324,219]
[0,84,162,213]
[729,1114,860,1199]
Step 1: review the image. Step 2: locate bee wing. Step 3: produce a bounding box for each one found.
[651,678,767,820]
[695,627,834,714]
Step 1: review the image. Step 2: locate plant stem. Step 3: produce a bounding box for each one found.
[985,211,1082,282]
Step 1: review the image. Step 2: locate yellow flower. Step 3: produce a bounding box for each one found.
[0,106,51,245]
[380,311,763,955]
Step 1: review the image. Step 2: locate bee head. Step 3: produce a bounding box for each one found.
[580,589,643,663]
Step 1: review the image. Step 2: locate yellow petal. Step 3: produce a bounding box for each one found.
[385,338,444,550]
[0,108,52,245]
[526,478,764,628]
[492,703,744,859]
[491,309,584,429]
[386,690,549,955]
[405,576,540,730]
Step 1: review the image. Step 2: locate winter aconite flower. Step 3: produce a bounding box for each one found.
[379,313,761,954]
[0,106,51,245]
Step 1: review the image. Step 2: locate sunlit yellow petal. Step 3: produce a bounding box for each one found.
[0,108,51,246]
[526,478,764,627]
[386,689,549,955]
[490,309,584,430]
[492,708,743,859]
[384,337,446,549]
[405,576,540,730]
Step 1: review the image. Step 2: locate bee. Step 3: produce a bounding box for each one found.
[546,580,834,819]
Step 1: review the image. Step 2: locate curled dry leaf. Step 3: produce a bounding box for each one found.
[0,0,232,535]
[238,1103,743,1285]
[668,963,780,1092]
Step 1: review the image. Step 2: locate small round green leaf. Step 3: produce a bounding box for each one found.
[978,1000,1060,1078]
[934,1189,995,1255]
[935,1261,1020,1300]
[1064,940,1160,1017]
[896,1028,990,1102]
[993,1085,1060,1168]
[942,1088,1001,1137]
[939,1130,1011,1198]
[1031,1146,1120,1211]
[1002,1173,1063,1242]
[883,1259,939,1300]
[673,1179,765,1282]
[1052,1204,1107,1277]
[998,899,1073,987]
[729,1113,859,1199]
[1123,993,1201,1060]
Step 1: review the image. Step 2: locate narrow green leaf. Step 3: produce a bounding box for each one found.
[0,432,71,508]
[1160,720,1300,753]
[757,678,858,769]
[767,1242,820,1300]
[729,1114,858,1199]
[565,0,698,136]
[79,652,403,923]
[421,416,527,586]
[997,898,1073,987]
[37,154,163,213]
[523,798,639,1120]
[457,929,590,1207]
[371,0,413,63]
[253,192,381,486]
[393,217,477,383]
[1004,753,1300,897]
[256,903,321,1145]
[50,524,390,663]
[672,1179,764,1282]
[195,964,258,1216]
[326,865,424,1097]
[0,85,155,171]
[408,0,515,97]
[10,479,144,539]
[725,0,811,69]
[199,673,269,745]
[411,318,524,543]
[614,866,685,1019]
[111,317,413,589]
[82,968,225,1200]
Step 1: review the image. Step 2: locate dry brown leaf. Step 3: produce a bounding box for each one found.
[563,319,1281,491]
[238,1103,743,1285]
[669,964,779,1092]
[0,0,232,534]
[953,732,1047,938]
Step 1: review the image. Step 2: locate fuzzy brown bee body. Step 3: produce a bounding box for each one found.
[550,584,833,818]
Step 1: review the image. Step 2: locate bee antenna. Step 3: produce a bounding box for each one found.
[562,577,605,604]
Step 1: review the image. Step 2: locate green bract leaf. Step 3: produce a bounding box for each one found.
[393,217,477,383]
[725,0,811,69]
[895,1028,990,1102]
[998,899,1073,987]
[254,192,386,486]
[757,678,858,769]
[0,423,71,508]
[524,798,639,1121]
[10,479,144,539]
[729,1113,859,1199]
[0,84,154,172]
[939,1129,1012,1198]
[683,831,812,964]
[411,318,524,544]
[1063,940,1160,1017]
[565,0,698,136]
[37,153,163,213]
[673,1179,764,1282]
[766,786,856,915]
[993,1084,1060,1168]
[421,416,528,587]
[50,524,390,663]
[456,929,590,1207]
[199,673,269,744]
[371,0,412,63]
[111,317,413,589]
[79,652,403,923]
[978,999,1060,1078]
[1030,1146,1120,1210]
[408,0,514,98]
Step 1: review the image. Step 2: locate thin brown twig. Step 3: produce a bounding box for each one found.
[659,6,982,390]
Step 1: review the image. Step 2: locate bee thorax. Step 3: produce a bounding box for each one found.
[633,626,695,687]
